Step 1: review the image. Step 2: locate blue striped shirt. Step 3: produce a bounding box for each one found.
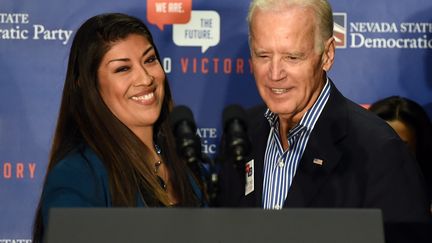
[262,79,331,209]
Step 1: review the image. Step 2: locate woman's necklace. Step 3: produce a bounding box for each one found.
[153,144,167,191]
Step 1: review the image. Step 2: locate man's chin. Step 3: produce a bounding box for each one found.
[266,103,294,115]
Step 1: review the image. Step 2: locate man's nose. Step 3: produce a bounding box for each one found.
[269,58,286,81]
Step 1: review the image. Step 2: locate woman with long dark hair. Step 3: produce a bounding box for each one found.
[32,13,205,242]
[370,96,432,204]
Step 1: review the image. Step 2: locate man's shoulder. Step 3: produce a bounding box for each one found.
[334,95,401,142]
[246,103,267,117]
[245,103,268,130]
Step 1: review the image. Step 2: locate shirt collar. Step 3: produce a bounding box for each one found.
[264,78,331,134]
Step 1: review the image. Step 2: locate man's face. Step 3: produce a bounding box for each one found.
[250,6,334,122]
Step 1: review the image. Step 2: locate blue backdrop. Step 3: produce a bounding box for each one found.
[1,0,431,240]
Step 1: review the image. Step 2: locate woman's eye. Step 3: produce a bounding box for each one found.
[144,55,157,64]
[114,66,130,73]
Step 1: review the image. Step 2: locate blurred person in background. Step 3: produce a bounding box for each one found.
[370,96,432,206]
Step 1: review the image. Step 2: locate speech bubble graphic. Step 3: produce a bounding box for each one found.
[173,10,220,53]
[147,0,192,31]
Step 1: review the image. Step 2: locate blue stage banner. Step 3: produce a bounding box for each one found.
[1,0,431,241]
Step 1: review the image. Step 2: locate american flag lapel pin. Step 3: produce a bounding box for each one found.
[313,158,324,166]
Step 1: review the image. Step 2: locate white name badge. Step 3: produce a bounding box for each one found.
[245,159,254,196]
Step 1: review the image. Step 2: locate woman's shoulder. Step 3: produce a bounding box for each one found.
[51,145,106,176]
[40,145,112,228]
[43,144,111,206]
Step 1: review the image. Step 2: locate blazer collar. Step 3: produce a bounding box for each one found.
[252,114,270,206]
[285,80,348,206]
[243,105,270,206]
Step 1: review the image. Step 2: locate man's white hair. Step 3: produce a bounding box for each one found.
[247,0,334,53]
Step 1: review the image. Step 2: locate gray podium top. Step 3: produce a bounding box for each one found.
[45,208,384,243]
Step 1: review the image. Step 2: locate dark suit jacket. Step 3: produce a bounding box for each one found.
[218,81,431,223]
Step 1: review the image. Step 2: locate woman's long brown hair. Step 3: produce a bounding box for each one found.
[32,13,202,243]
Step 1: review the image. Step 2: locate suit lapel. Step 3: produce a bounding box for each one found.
[252,118,269,206]
[284,133,342,206]
[285,81,348,207]
[245,105,269,207]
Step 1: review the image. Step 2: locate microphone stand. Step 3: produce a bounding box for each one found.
[199,153,219,206]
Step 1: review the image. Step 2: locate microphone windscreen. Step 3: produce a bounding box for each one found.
[169,105,195,130]
[222,104,247,129]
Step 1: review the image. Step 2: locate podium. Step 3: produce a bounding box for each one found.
[45,208,385,243]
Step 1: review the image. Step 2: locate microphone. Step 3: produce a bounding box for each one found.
[169,105,220,205]
[222,104,251,167]
[169,105,202,165]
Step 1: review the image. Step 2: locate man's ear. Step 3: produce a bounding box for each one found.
[322,37,335,72]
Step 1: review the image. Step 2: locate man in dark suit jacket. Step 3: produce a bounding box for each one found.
[217,0,431,224]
